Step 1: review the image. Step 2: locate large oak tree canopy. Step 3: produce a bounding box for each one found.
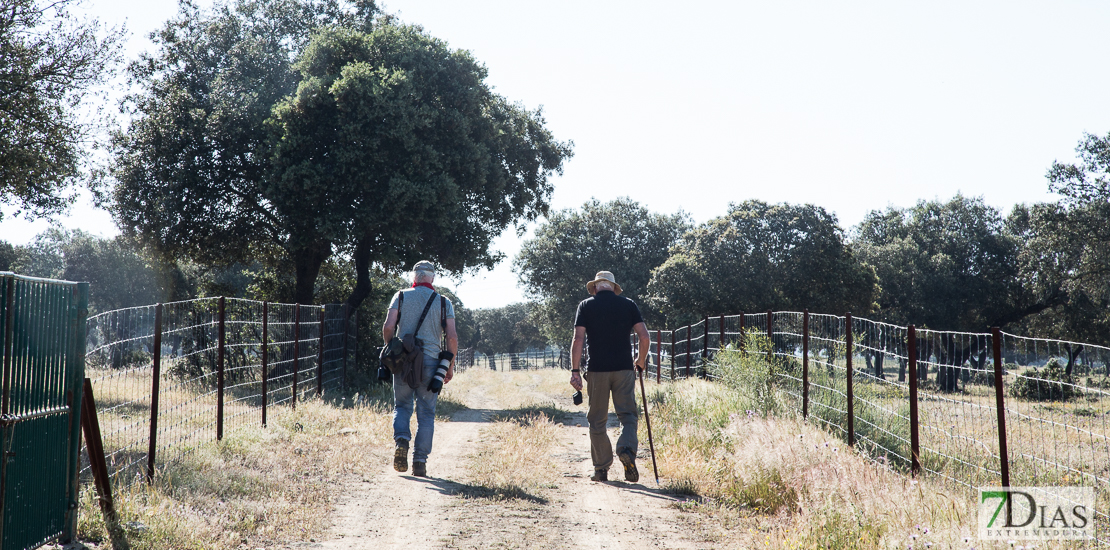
[1,0,122,220]
[110,0,572,305]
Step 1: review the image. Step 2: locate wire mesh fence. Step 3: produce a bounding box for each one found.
[633,310,1110,544]
[82,298,355,489]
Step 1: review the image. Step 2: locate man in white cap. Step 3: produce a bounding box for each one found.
[570,271,650,482]
[382,260,458,477]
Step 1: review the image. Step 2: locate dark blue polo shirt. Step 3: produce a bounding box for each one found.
[574,290,644,372]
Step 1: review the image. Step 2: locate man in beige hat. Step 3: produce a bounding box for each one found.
[570,271,650,482]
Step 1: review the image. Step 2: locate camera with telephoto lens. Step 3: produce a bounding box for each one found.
[427,350,453,393]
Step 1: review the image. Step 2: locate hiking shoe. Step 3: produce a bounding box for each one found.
[393,440,409,472]
[590,469,608,482]
[412,461,427,477]
[618,450,639,482]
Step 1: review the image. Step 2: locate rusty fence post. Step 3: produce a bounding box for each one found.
[765,309,773,357]
[719,314,725,352]
[217,297,226,441]
[738,311,745,354]
[991,327,1011,488]
[146,303,163,483]
[685,325,692,378]
[318,306,327,397]
[802,309,809,419]
[262,301,268,427]
[702,315,709,361]
[908,325,920,476]
[669,330,676,380]
[655,330,662,383]
[292,304,300,409]
[846,312,854,447]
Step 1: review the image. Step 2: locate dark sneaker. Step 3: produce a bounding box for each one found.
[590,469,608,482]
[618,450,639,482]
[393,440,409,472]
[413,461,427,477]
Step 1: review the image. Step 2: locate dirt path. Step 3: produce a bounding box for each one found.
[300,374,712,549]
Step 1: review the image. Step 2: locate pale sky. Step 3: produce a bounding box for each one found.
[3,0,1108,309]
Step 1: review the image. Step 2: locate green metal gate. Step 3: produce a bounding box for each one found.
[0,273,89,550]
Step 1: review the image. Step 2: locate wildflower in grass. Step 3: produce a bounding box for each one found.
[922,527,930,535]
[910,534,918,541]
[963,536,971,544]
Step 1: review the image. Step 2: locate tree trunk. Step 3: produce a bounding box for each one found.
[344,233,374,315]
[292,240,332,305]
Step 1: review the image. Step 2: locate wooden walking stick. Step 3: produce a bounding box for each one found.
[637,366,660,484]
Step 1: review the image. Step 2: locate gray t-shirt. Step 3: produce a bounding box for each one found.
[389,287,455,358]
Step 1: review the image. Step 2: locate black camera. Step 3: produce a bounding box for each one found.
[377,360,392,384]
[428,350,453,393]
[572,390,583,405]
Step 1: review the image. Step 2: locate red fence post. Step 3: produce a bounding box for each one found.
[908,324,920,476]
[292,303,300,410]
[991,327,1011,488]
[146,303,163,483]
[846,312,854,447]
[262,301,268,427]
[217,297,226,441]
[802,309,809,419]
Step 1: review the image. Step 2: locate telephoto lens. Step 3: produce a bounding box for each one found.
[427,350,453,393]
[572,390,583,405]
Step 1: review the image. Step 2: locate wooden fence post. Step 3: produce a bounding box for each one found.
[81,378,130,550]
[262,301,268,427]
[992,327,1011,488]
[146,303,163,483]
[802,309,809,419]
[846,312,854,447]
[908,325,920,476]
[217,297,225,441]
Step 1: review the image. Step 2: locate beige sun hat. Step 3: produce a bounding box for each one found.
[586,271,622,295]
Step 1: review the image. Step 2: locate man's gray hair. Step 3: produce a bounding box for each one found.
[595,281,614,291]
[414,269,435,283]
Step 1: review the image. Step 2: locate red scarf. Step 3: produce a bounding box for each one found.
[413,282,435,290]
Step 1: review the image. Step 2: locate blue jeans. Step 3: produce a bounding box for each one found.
[393,355,440,462]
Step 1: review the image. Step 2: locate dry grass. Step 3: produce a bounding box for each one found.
[458,412,562,502]
[443,366,573,411]
[78,387,395,549]
[647,378,978,549]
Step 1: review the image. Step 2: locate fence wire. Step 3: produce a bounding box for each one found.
[82,298,350,489]
[641,311,1110,544]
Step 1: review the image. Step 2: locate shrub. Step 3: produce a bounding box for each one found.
[1008,359,1080,401]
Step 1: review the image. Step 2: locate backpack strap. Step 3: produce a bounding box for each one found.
[440,296,447,349]
[411,291,438,336]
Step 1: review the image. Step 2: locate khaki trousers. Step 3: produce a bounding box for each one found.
[586,369,639,471]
